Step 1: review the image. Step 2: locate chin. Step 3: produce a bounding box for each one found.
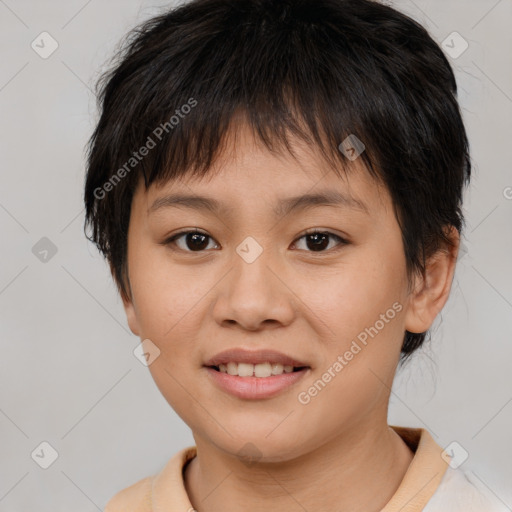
[213,433,309,465]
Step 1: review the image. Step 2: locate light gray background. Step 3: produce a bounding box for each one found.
[0,0,511,510]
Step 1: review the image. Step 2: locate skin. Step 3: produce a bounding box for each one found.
[122,122,459,512]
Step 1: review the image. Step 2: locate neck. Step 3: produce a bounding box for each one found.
[184,419,414,512]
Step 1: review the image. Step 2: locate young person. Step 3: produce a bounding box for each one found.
[84,0,506,510]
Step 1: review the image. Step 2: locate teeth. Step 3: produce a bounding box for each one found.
[271,363,283,375]
[217,362,298,377]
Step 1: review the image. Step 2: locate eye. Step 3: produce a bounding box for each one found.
[292,230,347,253]
[164,230,219,252]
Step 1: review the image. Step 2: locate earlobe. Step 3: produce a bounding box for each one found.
[404,226,460,334]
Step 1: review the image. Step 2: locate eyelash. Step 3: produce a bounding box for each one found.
[162,229,348,254]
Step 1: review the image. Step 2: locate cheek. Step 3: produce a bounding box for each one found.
[347,241,407,317]
[296,256,407,395]
[129,247,208,338]
[295,256,405,340]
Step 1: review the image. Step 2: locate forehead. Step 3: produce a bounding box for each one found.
[134,123,390,219]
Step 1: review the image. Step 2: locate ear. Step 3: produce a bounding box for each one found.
[404,226,460,334]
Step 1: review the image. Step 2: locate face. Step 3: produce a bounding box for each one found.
[122,124,428,462]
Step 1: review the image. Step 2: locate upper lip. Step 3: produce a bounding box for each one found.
[204,348,310,368]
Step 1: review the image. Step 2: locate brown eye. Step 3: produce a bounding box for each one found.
[165,230,218,252]
[293,231,347,252]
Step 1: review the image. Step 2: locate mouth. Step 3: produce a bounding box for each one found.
[203,348,311,399]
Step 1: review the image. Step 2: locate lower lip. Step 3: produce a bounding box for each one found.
[204,367,310,400]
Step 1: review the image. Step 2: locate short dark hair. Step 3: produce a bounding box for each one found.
[84,0,471,362]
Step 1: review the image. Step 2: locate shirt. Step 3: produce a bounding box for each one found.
[104,425,507,511]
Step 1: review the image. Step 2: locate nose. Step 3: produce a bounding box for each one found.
[211,242,296,331]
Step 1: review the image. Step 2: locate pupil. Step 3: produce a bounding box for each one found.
[187,232,208,251]
[307,233,328,251]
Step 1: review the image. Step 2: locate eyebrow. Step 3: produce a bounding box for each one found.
[148,190,370,217]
